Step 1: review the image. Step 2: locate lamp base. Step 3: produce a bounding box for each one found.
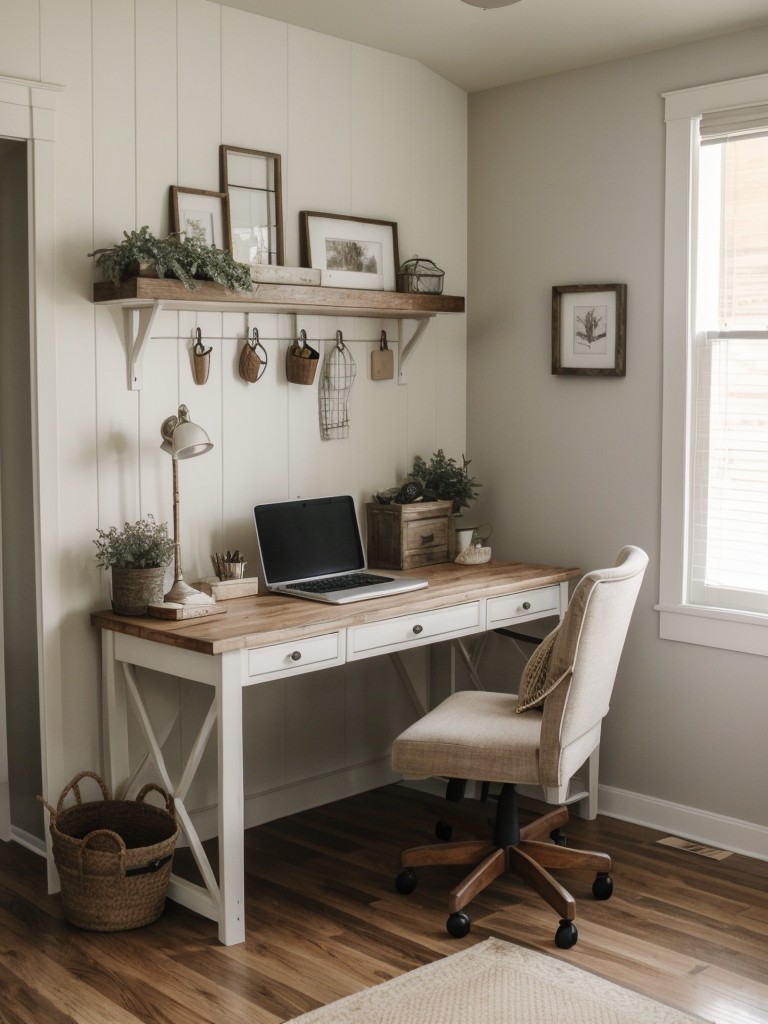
[164,578,215,605]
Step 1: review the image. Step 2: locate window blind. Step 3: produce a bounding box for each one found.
[700,103,768,142]
[689,118,768,614]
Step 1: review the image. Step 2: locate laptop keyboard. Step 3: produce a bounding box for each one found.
[287,572,394,594]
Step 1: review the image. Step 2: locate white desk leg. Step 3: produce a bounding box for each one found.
[101,631,130,797]
[216,653,245,945]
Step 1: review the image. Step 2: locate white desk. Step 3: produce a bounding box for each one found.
[92,559,578,945]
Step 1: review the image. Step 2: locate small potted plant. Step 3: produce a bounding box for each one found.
[88,225,253,293]
[94,514,176,616]
[409,450,481,515]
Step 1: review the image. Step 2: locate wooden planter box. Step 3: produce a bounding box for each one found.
[366,500,453,570]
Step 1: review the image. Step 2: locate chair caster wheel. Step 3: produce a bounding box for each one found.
[447,911,471,938]
[395,869,417,895]
[555,919,578,948]
[592,872,613,900]
[435,820,453,841]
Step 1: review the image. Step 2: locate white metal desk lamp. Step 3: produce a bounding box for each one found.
[160,404,214,606]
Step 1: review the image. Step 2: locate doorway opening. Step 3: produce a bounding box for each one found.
[0,136,43,845]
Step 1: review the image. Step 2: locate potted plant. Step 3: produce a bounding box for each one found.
[94,514,176,616]
[88,225,253,293]
[409,449,481,515]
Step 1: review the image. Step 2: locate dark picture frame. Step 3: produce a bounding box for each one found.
[299,211,400,291]
[220,145,284,267]
[169,186,230,249]
[552,283,627,376]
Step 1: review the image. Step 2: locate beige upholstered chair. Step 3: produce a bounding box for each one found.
[391,545,648,948]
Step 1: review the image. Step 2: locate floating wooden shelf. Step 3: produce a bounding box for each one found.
[93,278,465,390]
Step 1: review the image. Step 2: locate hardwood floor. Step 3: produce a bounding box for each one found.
[1,784,767,1024]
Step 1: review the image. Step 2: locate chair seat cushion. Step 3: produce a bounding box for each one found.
[391,690,543,786]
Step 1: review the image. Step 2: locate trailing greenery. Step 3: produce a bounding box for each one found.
[94,514,175,570]
[410,450,481,514]
[88,225,253,293]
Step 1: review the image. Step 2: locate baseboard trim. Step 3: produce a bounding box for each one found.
[598,785,768,862]
[9,825,47,857]
[400,779,768,863]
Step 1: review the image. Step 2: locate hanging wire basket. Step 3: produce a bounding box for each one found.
[319,331,356,440]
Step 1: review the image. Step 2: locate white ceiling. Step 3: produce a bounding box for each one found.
[214,0,768,93]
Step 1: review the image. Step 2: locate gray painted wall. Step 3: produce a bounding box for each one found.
[467,28,768,834]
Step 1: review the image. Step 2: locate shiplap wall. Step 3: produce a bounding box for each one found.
[0,0,467,833]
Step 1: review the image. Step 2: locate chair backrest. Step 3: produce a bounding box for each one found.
[538,545,648,789]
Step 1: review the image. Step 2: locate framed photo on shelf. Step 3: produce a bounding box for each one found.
[169,186,230,248]
[551,283,627,376]
[299,211,399,290]
[220,145,284,267]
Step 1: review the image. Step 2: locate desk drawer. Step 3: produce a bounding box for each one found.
[486,586,561,629]
[347,602,481,660]
[248,632,342,680]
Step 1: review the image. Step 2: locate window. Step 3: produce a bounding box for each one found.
[660,74,768,656]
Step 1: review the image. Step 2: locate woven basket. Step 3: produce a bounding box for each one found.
[286,331,319,385]
[39,770,179,932]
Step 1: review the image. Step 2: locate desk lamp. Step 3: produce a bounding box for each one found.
[160,404,213,605]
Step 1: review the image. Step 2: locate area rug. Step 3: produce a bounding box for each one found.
[284,937,703,1023]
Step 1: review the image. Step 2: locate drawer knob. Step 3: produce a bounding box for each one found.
[412,624,424,635]
[420,532,435,544]
[522,601,531,611]
[290,650,302,662]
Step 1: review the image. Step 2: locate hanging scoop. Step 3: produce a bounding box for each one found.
[239,327,268,383]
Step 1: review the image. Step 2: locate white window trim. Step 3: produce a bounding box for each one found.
[659,72,768,656]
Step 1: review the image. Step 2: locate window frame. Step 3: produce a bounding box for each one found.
[659,72,768,656]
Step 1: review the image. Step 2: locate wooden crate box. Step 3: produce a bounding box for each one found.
[366,500,453,570]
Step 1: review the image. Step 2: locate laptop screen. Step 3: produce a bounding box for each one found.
[254,495,366,585]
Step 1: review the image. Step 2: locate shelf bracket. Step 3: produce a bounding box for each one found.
[397,317,431,385]
[123,301,163,390]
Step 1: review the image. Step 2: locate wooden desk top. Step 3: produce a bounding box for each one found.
[91,560,579,656]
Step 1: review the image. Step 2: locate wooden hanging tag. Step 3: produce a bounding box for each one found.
[371,330,394,381]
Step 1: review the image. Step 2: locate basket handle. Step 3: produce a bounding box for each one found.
[55,770,110,815]
[136,782,176,820]
[78,828,127,879]
[36,794,58,827]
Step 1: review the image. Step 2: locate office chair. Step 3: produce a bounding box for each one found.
[391,545,648,948]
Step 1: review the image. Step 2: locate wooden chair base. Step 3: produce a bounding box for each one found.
[399,800,611,925]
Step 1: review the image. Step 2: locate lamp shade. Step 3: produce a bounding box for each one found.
[169,419,213,459]
[160,405,213,459]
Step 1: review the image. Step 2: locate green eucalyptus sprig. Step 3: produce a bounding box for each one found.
[94,514,175,570]
[88,225,253,293]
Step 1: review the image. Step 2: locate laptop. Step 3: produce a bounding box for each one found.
[253,495,428,604]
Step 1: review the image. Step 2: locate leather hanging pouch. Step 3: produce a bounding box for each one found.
[192,328,212,385]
